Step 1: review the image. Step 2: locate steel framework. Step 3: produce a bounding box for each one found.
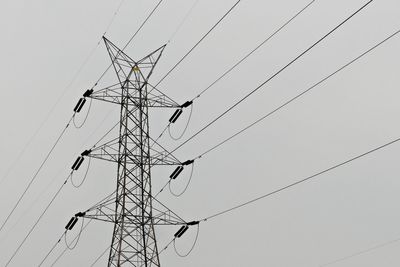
[82,37,186,266]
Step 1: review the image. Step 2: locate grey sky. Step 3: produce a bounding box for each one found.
[1,0,400,266]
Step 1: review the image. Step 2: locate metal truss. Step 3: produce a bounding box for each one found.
[82,37,185,267]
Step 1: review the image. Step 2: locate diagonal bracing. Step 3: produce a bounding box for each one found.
[81,37,184,267]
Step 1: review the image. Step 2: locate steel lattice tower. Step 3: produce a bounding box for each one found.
[79,37,187,266]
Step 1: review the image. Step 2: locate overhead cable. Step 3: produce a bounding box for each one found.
[122,0,165,51]
[0,115,74,234]
[320,235,400,266]
[0,0,125,187]
[167,0,201,42]
[4,150,92,265]
[200,135,400,222]
[0,112,112,246]
[103,0,126,36]
[38,212,86,264]
[90,244,110,267]
[164,26,400,210]
[49,219,94,266]
[195,28,400,159]
[155,0,242,87]
[38,231,66,267]
[0,168,64,244]
[170,0,373,155]
[4,173,72,266]
[153,0,316,144]
[191,0,317,101]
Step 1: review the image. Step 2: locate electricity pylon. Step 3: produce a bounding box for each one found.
[79,37,187,266]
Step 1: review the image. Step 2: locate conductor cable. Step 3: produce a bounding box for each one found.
[0,115,74,234]
[192,0,317,101]
[195,28,400,160]
[170,0,373,155]
[4,174,71,266]
[155,0,242,87]
[200,135,400,222]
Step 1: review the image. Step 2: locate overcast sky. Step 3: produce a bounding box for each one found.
[1,0,400,266]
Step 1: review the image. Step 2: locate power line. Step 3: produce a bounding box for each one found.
[167,0,201,42]
[320,235,400,266]
[79,107,115,147]
[0,168,63,244]
[5,116,118,262]
[3,0,167,265]
[7,167,90,265]
[2,110,122,263]
[26,1,386,265]
[190,27,400,223]
[49,219,94,266]
[80,22,400,254]
[191,0,317,101]
[154,0,314,144]
[195,28,400,159]
[0,107,115,245]
[137,26,400,205]
[92,120,120,148]
[38,232,66,267]
[0,0,125,187]
[50,219,92,266]
[90,244,110,266]
[155,0,243,87]
[103,0,126,36]
[200,135,400,222]
[122,0,165,51]
[170,0,373,154]
[4,174,71,266]
[76,0,187,148]
[0,0,127,243]
[153,0,315,144]
[0,115,74,234]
